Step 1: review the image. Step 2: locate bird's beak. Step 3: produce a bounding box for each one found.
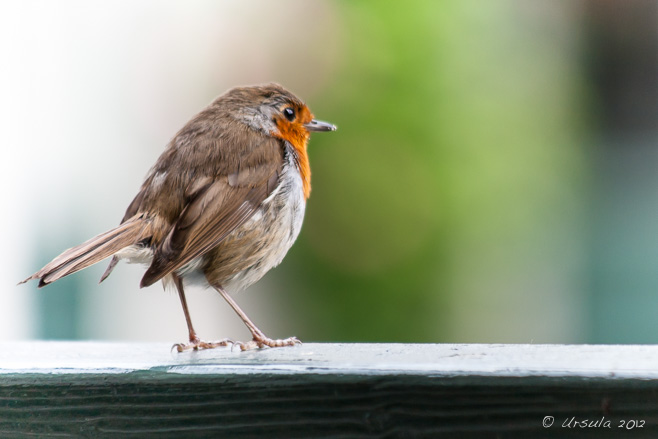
[304,119,337,132]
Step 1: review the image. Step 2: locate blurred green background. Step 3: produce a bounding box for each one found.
[5,0,657,345]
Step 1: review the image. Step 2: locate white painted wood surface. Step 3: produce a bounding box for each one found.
[1,342,657,378]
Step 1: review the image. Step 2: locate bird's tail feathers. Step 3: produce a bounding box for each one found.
[19,214,150,288]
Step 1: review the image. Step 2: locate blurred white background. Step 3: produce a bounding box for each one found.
[3,1,657,346]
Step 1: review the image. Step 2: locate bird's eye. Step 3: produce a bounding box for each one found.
[283,107,296,122]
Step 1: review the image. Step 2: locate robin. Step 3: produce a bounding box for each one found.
[20,83,336,351]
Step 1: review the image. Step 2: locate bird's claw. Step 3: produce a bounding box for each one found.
[173,338,233,353]
[233,336,302,351]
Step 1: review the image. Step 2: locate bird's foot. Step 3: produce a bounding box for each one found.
[234,335,301,351]
[173,337,233,353]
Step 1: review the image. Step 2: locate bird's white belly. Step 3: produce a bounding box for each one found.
[220,163,306,292]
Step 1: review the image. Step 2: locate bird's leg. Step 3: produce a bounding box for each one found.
[171,274,232,352]
[212,283,301,351]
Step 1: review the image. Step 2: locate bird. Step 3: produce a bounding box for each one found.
[20,83,336,352]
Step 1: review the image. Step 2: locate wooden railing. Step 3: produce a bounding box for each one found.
[1,342,657,437]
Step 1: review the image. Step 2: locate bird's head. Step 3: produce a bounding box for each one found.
[221,84,335,199]
[226,83,336,145]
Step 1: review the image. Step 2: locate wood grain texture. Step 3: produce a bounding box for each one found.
[1,343,657,438]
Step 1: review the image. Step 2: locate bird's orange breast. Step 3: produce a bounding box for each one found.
[274,106,313,200]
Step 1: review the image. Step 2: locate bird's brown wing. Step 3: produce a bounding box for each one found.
[139,136,283,288]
